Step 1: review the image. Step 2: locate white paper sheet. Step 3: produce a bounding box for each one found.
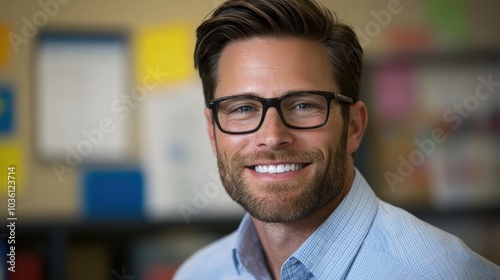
[140,81,244,222]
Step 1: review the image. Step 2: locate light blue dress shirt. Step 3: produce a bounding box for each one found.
[174,170,500,279]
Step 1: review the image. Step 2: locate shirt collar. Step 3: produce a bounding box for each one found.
[232,169,378,279]
[292,169,378,278]
[233,214,272,279]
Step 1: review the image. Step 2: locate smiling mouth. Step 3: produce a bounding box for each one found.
[253,163,307,174]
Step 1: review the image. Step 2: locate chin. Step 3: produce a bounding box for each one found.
[238,187,326,223]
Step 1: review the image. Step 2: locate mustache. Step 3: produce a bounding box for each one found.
[231,149,324,166]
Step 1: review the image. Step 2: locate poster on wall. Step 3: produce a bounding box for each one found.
[35,31,132,163]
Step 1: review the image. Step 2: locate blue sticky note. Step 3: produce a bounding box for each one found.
[0,86,13,134]
[83,169,144,220]
[0,233,7,279]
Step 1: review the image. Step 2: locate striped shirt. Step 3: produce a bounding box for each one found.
[174,170,500,279]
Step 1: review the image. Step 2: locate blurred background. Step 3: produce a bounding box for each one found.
[0,0,499,279]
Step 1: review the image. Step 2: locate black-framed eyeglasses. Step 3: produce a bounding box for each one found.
[208,91,353,134]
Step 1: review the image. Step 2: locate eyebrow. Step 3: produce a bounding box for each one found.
[223,90,320,99]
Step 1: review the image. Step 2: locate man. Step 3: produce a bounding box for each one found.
[174,0,500,279]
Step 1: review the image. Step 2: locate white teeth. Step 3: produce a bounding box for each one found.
[254,164,305,174]
[276,165,285,173]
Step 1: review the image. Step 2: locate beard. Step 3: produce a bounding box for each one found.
[216,131,348,224]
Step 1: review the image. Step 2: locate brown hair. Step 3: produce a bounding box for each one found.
[194,0,363,119]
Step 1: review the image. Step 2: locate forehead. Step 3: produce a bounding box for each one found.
[215,36,338,98]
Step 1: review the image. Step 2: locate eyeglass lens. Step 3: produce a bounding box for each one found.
[215,93,329,133]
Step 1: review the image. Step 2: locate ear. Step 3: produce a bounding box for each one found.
[347,101,368,154]
[205,108,217,155]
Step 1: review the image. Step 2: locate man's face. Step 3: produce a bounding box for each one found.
[205,37,351,223]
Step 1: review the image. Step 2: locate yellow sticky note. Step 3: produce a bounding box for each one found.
[135,23,195,86]
[0,23,10,67]
[0,143,23,195]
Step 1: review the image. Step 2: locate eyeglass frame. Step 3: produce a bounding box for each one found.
[207,90,354,135]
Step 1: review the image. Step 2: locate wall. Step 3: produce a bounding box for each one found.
[0,0,499,278]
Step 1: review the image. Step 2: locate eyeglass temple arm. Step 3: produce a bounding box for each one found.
[334,93,354,104]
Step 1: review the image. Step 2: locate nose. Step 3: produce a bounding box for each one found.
[254,107,294,150]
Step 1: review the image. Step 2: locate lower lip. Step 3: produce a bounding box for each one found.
[246,164,310,181]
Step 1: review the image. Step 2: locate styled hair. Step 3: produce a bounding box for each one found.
[194,0,364,110]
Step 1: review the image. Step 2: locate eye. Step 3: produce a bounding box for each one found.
[295,103,313,110]
[233,105,255,113]
[290,101,321,111]
[218,97,261,115]
[226,104,260,115]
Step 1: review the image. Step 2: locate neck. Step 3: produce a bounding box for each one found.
[252,167,355,280]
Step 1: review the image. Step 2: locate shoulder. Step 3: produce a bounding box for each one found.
[360,200,500,279]
[173,231,239,280]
